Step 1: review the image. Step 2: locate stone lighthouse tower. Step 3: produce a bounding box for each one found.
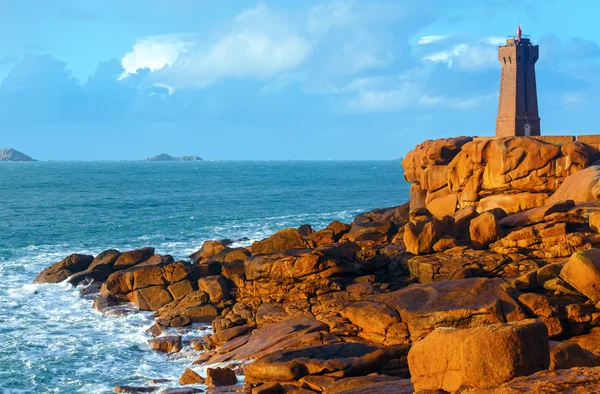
[496,26,540,137]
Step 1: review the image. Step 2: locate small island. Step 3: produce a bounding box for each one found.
[145,153,203,162]
[0,148,36,162]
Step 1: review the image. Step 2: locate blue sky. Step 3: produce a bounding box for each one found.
[0,0,598,160]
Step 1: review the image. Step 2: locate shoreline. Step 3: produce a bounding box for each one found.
[33,136,600,393]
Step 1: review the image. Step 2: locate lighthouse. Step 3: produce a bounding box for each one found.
[496,26,541,137]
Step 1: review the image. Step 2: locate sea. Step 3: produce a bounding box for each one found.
[0,161,408,393]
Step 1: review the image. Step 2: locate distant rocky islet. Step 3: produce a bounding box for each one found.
[146,153,203,162]
[0,148,35,162]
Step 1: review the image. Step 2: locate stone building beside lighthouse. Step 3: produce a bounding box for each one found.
[496,26,541,137]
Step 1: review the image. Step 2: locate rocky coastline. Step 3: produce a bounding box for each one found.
[35,136,600,393]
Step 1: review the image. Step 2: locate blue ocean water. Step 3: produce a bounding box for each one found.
[0,161,408,393]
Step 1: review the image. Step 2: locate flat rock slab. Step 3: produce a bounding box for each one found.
[323,375,413,394]
[210,317,328,364]
[464,366,600,393]
[244,342,389,383]
[368,277,525,340]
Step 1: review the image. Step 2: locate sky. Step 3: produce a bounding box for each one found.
[0,0,599,160]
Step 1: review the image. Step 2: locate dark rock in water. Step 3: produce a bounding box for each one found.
[146,154,203,161]
[33,254,94,284]
[113,386,158,393]
[0,148,36,161]
[158,388,202,394]
[148,336,182,353]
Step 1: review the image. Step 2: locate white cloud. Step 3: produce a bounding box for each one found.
[418,35,448,45]
[480,36,506,46]
[121,35,192,77]
[423,43,497,70]
[123,5,311,88]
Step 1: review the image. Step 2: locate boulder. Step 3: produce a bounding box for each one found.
[179,368,204,385]
[560,249,600,302]
[198,275,229,303]
[498,200,575,227]
[549,341,600,370]
[408,319,550,392]
[251,228,310,255]
[113,247,155,269]
[453,206,479,239]
[148,336,182,353]
[243,342,390,383]
[189,240,229,263]
[547,165,600,204]
[567,327,600,356]
[33,254,94,284]
[469,211,504,249]
[403,219,444,255]
[205,367,237,387]
[347,220,396,243]
[368,278,526,340]
[476,192,548,214]
[426,193,458,219]
[87,249,121,271]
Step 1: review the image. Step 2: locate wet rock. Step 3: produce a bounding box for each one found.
[113,386,158,393]
[206,367,237,387]
[148,336,182,353]
[244,342,389,383]
[33,254,94,284]
[408,319,550,392]
[179,368,205,385]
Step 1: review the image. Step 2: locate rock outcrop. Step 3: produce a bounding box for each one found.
[34,136,600,393]
[0,148,35,161]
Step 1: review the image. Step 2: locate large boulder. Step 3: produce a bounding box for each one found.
[368,277,526,341]
[498,200,575,227]
[547,165,600,204]
[408,319,550,392]
[251,228,310,255]
[347,220,396,243]
[402,137,473,182]
[560,248,600,302]
[112,247,155,269]
[476,192,548,214]
[469,210,505,249]
[33,254,94,284]
[244,342,390,383]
